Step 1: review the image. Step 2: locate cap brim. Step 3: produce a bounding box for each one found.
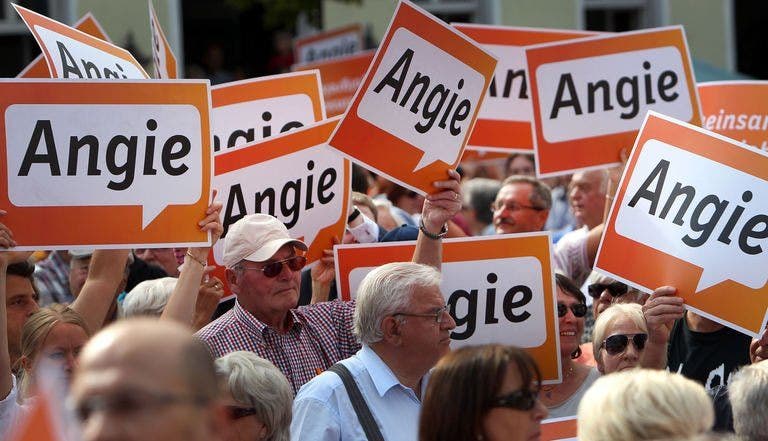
[242,238,308,263]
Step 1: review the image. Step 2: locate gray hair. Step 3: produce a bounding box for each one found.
[215,352,293,441]
[592,303,647,370]
[730,361,768,440]
[499,175,552,210]
[462,178,502,225]
[353,262,441,345]
[119,277,176,318]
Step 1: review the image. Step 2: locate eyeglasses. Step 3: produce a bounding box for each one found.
[225,406,258,420]
[601,333,648,356]
[557,302,587,318]
[493,201,544,212]
[239,255,307,278]
[394,305,450,324]
[492,388,539,411]
[587,281,628,299]
[70,391,209,422]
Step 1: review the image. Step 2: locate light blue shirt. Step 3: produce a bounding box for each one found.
[291,345,428,441]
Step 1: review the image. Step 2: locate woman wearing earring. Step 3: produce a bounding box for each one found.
[539,274,600,418]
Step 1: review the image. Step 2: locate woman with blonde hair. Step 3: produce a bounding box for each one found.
[592,303,648,374]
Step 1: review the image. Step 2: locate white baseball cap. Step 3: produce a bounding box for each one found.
[222,214,307,268]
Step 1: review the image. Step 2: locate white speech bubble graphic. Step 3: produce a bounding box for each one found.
[348,257,547,347]
[615,139,768,292]
[212,94,315,155]
[212,146,345,265]
[479,44,532,122]
[6,104,203,229]
[535,46,692,143]
[357,27,485,171]
[34,25,147,79]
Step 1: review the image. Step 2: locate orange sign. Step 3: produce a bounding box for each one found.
[526,26,700,177]
[293,50,375,117]
[328,0,497,195]
[453,24,597,154]
[149,0,178,79]
[699,81,768,152]
[0,79,212,249]
[541,416,578,440]
[211,71,325,155]
[334,234,561,383]
[17,12,111,78]
[294,23,365,64]
[14,4,149,79]
[595,111,768,337]
[213,117,350,267]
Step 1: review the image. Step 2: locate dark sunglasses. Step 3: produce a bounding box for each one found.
[225,405,258,420]
[492,389,539,411]
[241,255,307,278]
[557,302,587,318]
[601,333,648,356]
[587,281,628,299]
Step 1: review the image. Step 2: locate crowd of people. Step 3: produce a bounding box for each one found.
[1,153,767,441]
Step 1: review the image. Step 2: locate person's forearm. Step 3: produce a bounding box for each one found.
[161,250,207,326]
[641,340,668,369]
[0,261,12,400]
[413,217,443,269]
[71,249,130,333]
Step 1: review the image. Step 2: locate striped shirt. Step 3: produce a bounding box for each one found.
[196,299,360,392]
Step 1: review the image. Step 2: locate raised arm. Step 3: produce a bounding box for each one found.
[641,286,684,369]
[413,169,462,269]
[70,249,130,334]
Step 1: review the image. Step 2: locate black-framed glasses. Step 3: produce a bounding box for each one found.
[587,281,628,299]
[240,255,307,278]
[601,333,648,356]
[492,388,539,411]
[492,201,544,212]
[394,305,450,324]
[557,302,587,318]
[225,406,258,420]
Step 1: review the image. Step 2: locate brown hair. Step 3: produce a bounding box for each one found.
[419,344,541,441]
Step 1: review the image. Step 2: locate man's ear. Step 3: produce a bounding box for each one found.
[225,268,238,294]
[380,316,403,346]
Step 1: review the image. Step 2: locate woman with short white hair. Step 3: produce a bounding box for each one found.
[577,369,713,441]
[592,303,648,374]
[119,277,177,318]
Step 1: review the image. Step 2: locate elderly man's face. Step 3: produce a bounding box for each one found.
[69,257,90,298]
[492,183,549,234]
[396,284,456,371]
[568,170,606,229]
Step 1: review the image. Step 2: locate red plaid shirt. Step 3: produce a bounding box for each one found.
[196,299,360,392]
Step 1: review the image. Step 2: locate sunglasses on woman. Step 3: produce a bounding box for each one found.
[492,388,539,411]
[587,281,628,299]
[601,333,648,356]
[239,255,307,278]
[557,303,587,318]
[225,405,258,420]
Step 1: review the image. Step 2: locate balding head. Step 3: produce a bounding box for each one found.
[71,318,224,441]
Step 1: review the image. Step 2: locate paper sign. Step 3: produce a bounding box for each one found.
[334,234,561,383]
[541,416,578,440]
[328,0,497,195]
[595,111,768,337]
[149,0,178,79]
[294,23,365,64]
[17,12,111,79]
[14,4,149,79]
[699,81,768,152]
[293,50,375,117]
[211,71,325,155]
[526,26,700,177]
[453,24,597,153]
[213,117,350,267]
[0,79,212,249]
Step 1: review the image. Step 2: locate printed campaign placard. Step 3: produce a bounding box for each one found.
[14,4,149,79]
[526,26,701,177]
[0,79,212,249]
[452,24,597,153]
[213,117,350,267]
[328,0,497,195]
[211,71,325,155]
[293,50,375,117]
[334,234,561,383]
[17,12,111,78]
[541,416,578,441]
[699,81,768,152]
[148,0,178,79]
[595,111,768,337]
[294,23,365,64]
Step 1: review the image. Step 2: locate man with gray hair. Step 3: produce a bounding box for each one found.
[728,360,768,440]
[290,262,456,441]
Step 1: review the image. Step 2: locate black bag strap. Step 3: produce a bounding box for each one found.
[327,363,385,441]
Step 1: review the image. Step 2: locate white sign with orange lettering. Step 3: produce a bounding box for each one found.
[596,111,768,336]
[1,79,212,249]
[14,4,148,79]
[453,24,597,153]
[211,71,325,155]
[294,23,365,64]
[214,118,350,266]
[699,81,768,152]
[335,234,561,383]
[149,0,178,79]
[328,0,496,195]
[526,26,700,177]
